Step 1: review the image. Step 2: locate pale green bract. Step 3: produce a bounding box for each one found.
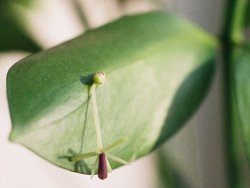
[7,12,217,175]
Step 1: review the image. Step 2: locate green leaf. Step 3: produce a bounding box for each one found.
[0,2,40,52]
[7,12,217,175]
[234,45,250,162]
[1,0,35,7]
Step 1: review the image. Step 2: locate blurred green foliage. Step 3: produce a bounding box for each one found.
[0,1,40,52]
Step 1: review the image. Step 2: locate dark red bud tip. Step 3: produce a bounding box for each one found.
[98,153,108,180]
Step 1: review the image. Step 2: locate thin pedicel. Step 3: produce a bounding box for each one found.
[70,72,129,180]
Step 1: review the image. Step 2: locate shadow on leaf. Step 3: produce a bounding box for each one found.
[153,59,214,150]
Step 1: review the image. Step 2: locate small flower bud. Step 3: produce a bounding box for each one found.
[93,72,105,84]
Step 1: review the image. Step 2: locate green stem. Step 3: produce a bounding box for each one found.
[90,84,103,150]
[221,0,248,187]
[222,0,248,45]
[231,0,248,44]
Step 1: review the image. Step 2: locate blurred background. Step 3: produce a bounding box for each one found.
[0,0,244,187]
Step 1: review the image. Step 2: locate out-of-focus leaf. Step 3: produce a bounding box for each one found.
[0,2,40,52]
[1,0,35,7]
[7,12,217,175]
[245,5,250,42]
[246,0,250,27]
[234,45,250,163]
